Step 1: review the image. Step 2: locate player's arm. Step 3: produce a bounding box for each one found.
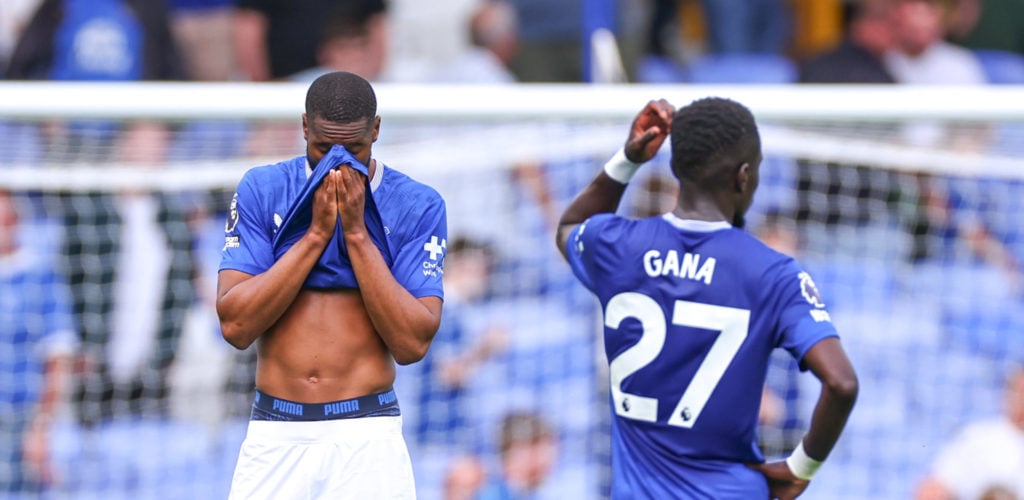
[336,167,443,365]
[216,172,341,349]
[555,99,674,259]
[750,337,858,500]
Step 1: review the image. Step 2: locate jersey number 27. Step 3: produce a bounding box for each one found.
[605,292,750,428]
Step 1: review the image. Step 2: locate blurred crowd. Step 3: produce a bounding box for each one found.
[0,0,1022,86]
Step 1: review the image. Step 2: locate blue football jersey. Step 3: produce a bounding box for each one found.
[566,213,837,499]
[220,152,447,299]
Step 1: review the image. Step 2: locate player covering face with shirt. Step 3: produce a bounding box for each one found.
[217,71,447,499]
[556,98,858,500]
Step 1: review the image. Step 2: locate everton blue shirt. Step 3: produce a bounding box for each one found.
[566,213,837,499]
[220,149,447,299]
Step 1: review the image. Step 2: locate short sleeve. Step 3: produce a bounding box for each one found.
[769,259,839,366]
[390,196,447,298]
[564,214,618,292]
[219,171,275,276]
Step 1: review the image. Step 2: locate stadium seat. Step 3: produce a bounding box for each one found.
[973,49,1024,84]
[686,53,796,84]
[636,55,690,83]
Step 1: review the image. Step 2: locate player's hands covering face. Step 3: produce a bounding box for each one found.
[311,170,340,240]
[625,99,674,163]
[336,165,367,234]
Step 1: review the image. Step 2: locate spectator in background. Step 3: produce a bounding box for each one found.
[4,0,193,425]
[947,0,1024,56]
[443,454,488,500]
[506,0,581,82]
[0,190,77,495]
[477,411,558,500]
[0,0,44,74]
[700,0,792,55]
[6,0,184,81]
[61,133,196,424]
[884,0,985,85]
[915,366,1024,500]
[168,0,238,81]
[289,0,390,83]
[234,0,387,81]
[798,0,896,84]
[397,236,508,497]
[434,0,518,84]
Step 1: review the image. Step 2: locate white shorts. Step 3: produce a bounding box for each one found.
[228,416,416,500]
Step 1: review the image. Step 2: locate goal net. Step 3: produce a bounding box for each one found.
[1,82,1022,500]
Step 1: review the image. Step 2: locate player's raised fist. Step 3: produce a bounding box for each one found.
[625,99,674,164]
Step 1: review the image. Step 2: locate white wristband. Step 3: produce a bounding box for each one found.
[785,441,823,481]
[602,148,642,184]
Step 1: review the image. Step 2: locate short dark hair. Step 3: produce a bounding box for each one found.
[670,97,760,186]
[305,71,377,124]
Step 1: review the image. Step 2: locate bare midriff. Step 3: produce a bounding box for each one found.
[254,288,395,403]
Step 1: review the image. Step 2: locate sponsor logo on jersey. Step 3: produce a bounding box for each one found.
[421,235,446,278]
[223,235,240,250]
[224,193,240,233]
[799,271,826,308]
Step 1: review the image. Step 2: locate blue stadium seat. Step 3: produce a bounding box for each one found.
[973,49,1024,84]
[687,53,796,84]
[636,55,690,83]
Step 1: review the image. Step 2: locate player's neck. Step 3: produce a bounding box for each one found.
[672,198,731,224]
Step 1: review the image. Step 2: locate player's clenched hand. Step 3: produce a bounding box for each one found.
[624,99,674,163]
[336,165,367,235]
[311,169,339,240]
[748,460,810,500]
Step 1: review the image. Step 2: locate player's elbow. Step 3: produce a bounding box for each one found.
[220,323,256,350]
[393,342,429,365]
[825,371,859,407]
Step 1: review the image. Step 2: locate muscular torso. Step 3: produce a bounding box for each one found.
[255,288,395,402]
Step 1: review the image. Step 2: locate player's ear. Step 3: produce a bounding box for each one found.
[734,162,750,193]
[302,113,309,141]
[372,115,381,142]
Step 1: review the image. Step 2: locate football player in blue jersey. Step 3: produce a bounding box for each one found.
[216,71,447,499]
[556,98,858,499]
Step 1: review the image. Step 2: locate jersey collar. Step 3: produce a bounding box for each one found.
[661,213,732,232]
[304,158,385,194]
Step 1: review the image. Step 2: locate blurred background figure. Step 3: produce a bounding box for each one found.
[946,0,1024,57]
[289,0,390,83]
[0,0,44,75]
[443,454,488,500]
[5,0,184,81]
[884,0,985,85]
[915,366,1024,500]
[0,190,77,496]
[798,0,896,84]
[435,0,519,84]
[477,411,558,500]
[167,0,238,81]
[505,0,582,82]
[396,236,508,498]
[699,0,791,55]
[234,0,387,81]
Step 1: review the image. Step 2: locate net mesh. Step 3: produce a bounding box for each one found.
[1,85,1023,500]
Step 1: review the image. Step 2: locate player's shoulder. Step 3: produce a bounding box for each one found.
[379,163,445,206]
[239,156,304,186]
